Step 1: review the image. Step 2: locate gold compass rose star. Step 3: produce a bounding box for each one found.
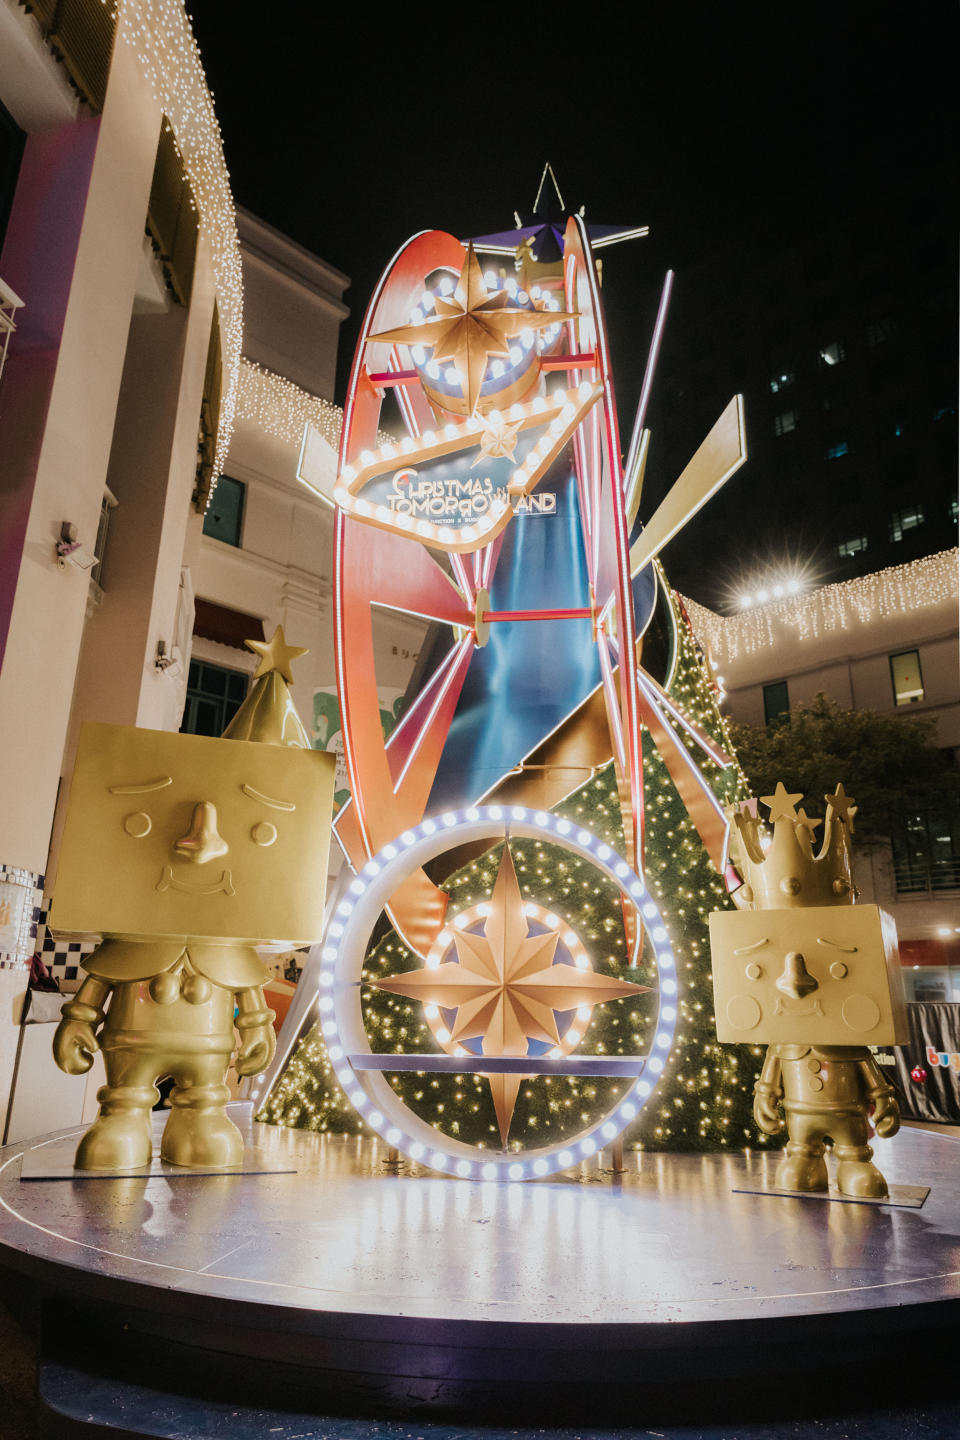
[374,844,646,1145]
[368,243,576,417]
[473,414,523,465]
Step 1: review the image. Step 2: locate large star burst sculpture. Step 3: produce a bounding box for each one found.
[373,845,646,1145]
[368,243,575,416]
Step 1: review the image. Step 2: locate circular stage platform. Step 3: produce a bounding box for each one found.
[1,1106,958,1425]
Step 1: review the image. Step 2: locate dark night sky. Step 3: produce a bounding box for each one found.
[187,4,954,419]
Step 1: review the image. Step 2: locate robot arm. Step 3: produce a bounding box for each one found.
[753,1045,785,1134]
[859,1054,901,1138]
[234,986,276,1077]
[53,975,111,1074]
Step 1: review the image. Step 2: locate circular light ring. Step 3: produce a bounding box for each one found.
[320,808,677,1182]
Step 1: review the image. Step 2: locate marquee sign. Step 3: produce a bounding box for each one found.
[332,381,601,552]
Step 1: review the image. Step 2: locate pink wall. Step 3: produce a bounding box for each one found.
[0,117,100,669]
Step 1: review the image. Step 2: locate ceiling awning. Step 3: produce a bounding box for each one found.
[899,937,960,968]
[193,598,265,651]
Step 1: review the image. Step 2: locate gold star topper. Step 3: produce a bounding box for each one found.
[246,624,308,684]
[374,844,646,1144]
[760,782,804,823]
[369,243,576,417]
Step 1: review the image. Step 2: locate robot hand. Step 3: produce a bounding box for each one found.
[872,1091,901,1138]
[753,1083,784,1135]
[53,1017,99,1074]
[235,1022,276,1077]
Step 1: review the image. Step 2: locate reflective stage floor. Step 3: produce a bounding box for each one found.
[1,1106,958,1434]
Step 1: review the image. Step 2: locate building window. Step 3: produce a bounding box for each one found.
[819,340,845,367]
[774,410,797,437]
[889,505,925,542]
[90,487,118,588]
[866,317,896,346]
[763,680,790,725]
[891,808,960,895]
[890,650,924,707]
[180,660,248,737]
[825,441,849,460]
[768,369,795,394]
[836,536,867,559]
[202,475,245,547]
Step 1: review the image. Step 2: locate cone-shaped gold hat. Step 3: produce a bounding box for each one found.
[221,625,311,748]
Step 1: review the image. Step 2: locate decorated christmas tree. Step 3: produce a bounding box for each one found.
[259,581,775,1155]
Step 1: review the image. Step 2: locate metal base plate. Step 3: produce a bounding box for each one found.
[732,1180,930,1208]
[18,1131,295,1182]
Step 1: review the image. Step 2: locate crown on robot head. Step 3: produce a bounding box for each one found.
[726,782,857,910]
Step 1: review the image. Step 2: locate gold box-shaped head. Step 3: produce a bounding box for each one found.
[709,903,908,1047]
[53,722,335,945]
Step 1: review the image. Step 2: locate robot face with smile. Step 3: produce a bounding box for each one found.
[54,722,334,945]
[709,903,908,1047]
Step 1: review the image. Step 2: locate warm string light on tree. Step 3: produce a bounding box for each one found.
[259,584,777,1157]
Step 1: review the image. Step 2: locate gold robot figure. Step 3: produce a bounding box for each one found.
[51,630,335,1170]
[709,782,907,1198]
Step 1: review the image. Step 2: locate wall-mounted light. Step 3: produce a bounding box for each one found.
[55,522,97,571]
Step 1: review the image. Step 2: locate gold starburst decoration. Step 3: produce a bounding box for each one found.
[473,414,523,464]
[373,845,646,1144]
[368,243,575,417]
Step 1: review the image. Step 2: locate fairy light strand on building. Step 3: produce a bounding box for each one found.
[117,0,243,486]
[683,550,959,665]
